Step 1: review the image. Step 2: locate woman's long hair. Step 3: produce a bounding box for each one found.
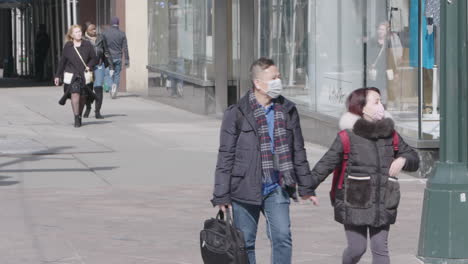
[64,24,82,43]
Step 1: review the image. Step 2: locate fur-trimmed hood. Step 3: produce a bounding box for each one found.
[339,112,395,139]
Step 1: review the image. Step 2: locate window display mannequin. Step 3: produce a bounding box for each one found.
[426,0,440,116]
[409,0,435,113]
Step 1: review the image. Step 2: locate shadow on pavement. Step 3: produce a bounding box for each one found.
[82,120,113,126]
[102,114,128,118]
[0,78,53,88]
[0,176,20,186]
[114,94,139,98]
[0,146,118,175]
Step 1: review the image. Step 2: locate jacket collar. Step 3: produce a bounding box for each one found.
[65,40,91,48]
[237,91,296,133]
[237,91,295,115]
[339,112,395,139]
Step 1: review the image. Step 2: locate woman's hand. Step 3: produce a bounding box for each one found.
[54,78,60,86]
[301,195,319,206]
[389,157,407,177]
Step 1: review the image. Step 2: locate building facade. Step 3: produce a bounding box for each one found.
[0,0,439,177]
[147,0,440,177]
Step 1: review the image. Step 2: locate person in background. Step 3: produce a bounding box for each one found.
[102,17,129,99]
[54,25,97,127]
[34,24,50,81]
[83,22,114,119]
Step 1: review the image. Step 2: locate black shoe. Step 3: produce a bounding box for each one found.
[74,115,81,128]
[95,111,104,119]
[84,106,91,118]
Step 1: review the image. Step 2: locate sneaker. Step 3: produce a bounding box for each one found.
[111,84,118,99]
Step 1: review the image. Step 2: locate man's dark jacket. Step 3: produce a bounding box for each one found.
[102,25,129,63]
[211,92,314,206]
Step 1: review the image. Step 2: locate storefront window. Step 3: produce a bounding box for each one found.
[148,0,214,81]
[258,0,440,140]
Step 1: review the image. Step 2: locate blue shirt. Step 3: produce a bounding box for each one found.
[263,103,280,196]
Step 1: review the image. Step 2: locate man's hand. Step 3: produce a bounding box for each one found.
[109,70,114,77]
[389,157,407,177]
[301,195,319,206]
[54,78,60,86]
[218,204,232,213]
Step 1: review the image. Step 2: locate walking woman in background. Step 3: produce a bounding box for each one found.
[83,22,114,119]
[308,87,419,264]
[54,25,97,127]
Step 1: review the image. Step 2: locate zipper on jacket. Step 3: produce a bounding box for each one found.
[374,141,381,226]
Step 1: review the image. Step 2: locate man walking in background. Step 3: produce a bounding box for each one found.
[102,17,129,99]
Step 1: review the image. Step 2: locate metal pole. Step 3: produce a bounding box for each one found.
[66,0,71,27]
[55,0,60,53]
[26,6,31,76]
[20,8,24,76]
[417,0,423,139]
[61,0,66,48]
[24,7,28,76]
[12,9,17,75]
[214,0,229,113]
[417,0,468,262]
[288,0,297,87]
[239,0,255,95]
[72,0,77,25]
[48,1,56,77]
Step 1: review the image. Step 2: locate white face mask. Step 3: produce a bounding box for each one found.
[258,79,283,99]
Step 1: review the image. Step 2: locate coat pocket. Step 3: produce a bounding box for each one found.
[345,175,372,208]
[230,166,246,196]
[385,177,401,209]
[232,164,247,177]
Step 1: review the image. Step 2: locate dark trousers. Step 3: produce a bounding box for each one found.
[343,225,390,264]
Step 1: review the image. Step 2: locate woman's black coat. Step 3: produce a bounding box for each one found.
[309,112,419,227]
[55,40,97,84]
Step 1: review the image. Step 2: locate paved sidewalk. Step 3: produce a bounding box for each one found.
[0,87,425,264]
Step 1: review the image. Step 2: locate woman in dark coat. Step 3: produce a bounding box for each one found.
[82,22,114,119]
[308,87,419,264]
[54,24,97,127]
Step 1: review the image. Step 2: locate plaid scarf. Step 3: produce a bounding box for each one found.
[249,91,295,188]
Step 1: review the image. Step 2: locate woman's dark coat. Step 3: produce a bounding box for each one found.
[309,112,419,227]
[55,40,97,84]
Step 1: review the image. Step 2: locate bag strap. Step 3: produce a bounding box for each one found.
[337,130,350,190]
[330,130,351,201]
[73,45,88,70]
[392,131,399,154]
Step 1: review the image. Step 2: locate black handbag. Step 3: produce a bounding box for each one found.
[200,209,248,264]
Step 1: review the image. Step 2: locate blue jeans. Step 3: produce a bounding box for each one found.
[111,59,122,89]
[93,63,106,87]
[232,187,292,264]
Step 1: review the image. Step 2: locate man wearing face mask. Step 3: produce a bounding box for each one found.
[211,57,317,264]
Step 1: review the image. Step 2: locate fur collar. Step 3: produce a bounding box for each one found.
[339,112,395,139]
